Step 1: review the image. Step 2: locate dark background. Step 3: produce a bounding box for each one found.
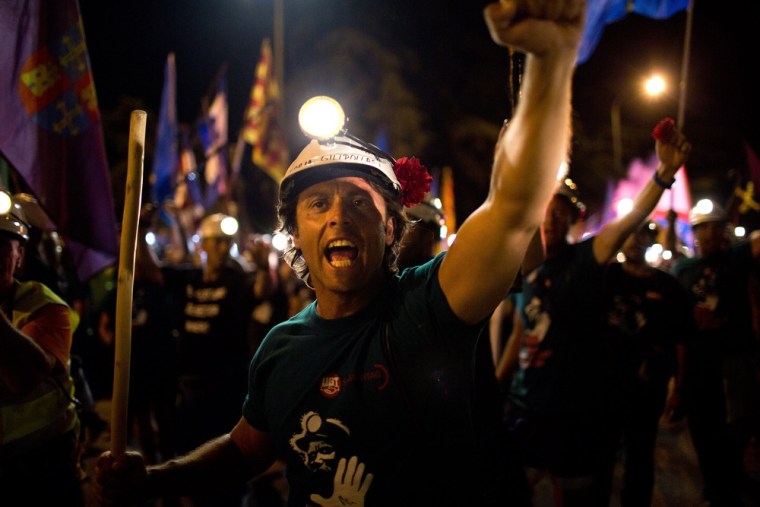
[79,0,760,228]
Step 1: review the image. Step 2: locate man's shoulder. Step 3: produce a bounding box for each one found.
[14,279,67,308]
[396,251,446,283]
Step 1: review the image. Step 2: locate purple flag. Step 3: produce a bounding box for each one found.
[580,0,690,63]
[0,0,118,282]
[151,53,178,208]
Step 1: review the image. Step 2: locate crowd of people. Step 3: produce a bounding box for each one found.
[2,1,760,506]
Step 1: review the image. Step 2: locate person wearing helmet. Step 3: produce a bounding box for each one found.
[0,192,84,505]
[688,200,729,258]
[501,116,691,504]
[397,194,445,270]
[105,208,274,507]
[670,199,760,506]
[96,2,587,505]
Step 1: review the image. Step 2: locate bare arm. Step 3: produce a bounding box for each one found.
[592,125,691,264]
[440,0,586,325]
[95,418,275,506]
[494,307,524,386]
[489,298,513,365]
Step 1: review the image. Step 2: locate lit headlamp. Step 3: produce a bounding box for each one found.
[298,96,346,141]
[280,96,402,203]
[0,190,30,241]
[199,213,239,240]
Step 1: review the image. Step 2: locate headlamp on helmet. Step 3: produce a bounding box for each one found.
[0,190,30,241]
[280,96,431,208]
[298,96,346,141]
[199,213,238,240]
[688,199,726,227]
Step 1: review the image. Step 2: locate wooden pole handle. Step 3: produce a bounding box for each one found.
[110,110,146,458]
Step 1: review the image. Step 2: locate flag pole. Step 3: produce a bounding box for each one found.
[677,0,694,128]
[110,110,146,458]
[673,0,694,209]
[274,0,284,126]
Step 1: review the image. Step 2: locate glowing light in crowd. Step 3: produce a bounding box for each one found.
[298,96,345,140]
[220,216,239,236]
[734,226,746,238]
[271,232,289,251]
[694,198,715,215]
[616,198,634,217]
[662,250,673,261]
[0,190,11,215]
[145,231,156,246]
[645,243,662,264]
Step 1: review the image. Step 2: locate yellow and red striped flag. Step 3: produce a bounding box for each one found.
[242,38,289,182]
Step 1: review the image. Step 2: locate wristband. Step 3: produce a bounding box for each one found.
[653,172,674,190]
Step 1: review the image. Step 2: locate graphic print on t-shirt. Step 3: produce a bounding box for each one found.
[290,411,373,506]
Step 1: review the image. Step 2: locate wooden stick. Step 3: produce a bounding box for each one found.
[110,110,146,458]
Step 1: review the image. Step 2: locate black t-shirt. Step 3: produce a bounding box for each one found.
[162,264,257,387]
[604,262,692,386]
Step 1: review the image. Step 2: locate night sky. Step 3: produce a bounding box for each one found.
[79,0,759,223]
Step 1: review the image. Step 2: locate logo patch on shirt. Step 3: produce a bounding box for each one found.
[319,364,390,398]
[320,374,342,398]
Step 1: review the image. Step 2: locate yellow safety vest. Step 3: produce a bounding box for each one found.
[0,280,80,459]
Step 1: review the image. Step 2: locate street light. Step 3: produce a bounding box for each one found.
[610,73,668,174]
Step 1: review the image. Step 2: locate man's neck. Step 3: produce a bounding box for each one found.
[314,281,386,320]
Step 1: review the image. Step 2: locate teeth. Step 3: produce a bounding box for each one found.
[327,239,355,248]
[326,239,356,268]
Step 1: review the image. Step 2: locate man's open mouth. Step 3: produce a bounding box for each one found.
[326,239,358,267]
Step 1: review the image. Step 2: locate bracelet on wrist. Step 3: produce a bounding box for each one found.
[653,172,674,190]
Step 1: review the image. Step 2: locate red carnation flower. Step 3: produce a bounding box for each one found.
[652,117,676,142]
[393,156,432,207]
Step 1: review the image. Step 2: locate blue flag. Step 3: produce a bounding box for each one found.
[151,53,178,208]
[197,66,229,210]
[0,0,118,282]
[580,0,690,63]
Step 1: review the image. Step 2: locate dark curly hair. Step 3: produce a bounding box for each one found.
[276,181,408,288]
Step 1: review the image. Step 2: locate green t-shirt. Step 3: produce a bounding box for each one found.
[243,252,484,505]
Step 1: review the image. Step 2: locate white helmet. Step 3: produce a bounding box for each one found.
[0,191,30,241]
[688,200,726,227]
[406,194,445,230]
[199,213,238,240]
[279,135,401,204]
